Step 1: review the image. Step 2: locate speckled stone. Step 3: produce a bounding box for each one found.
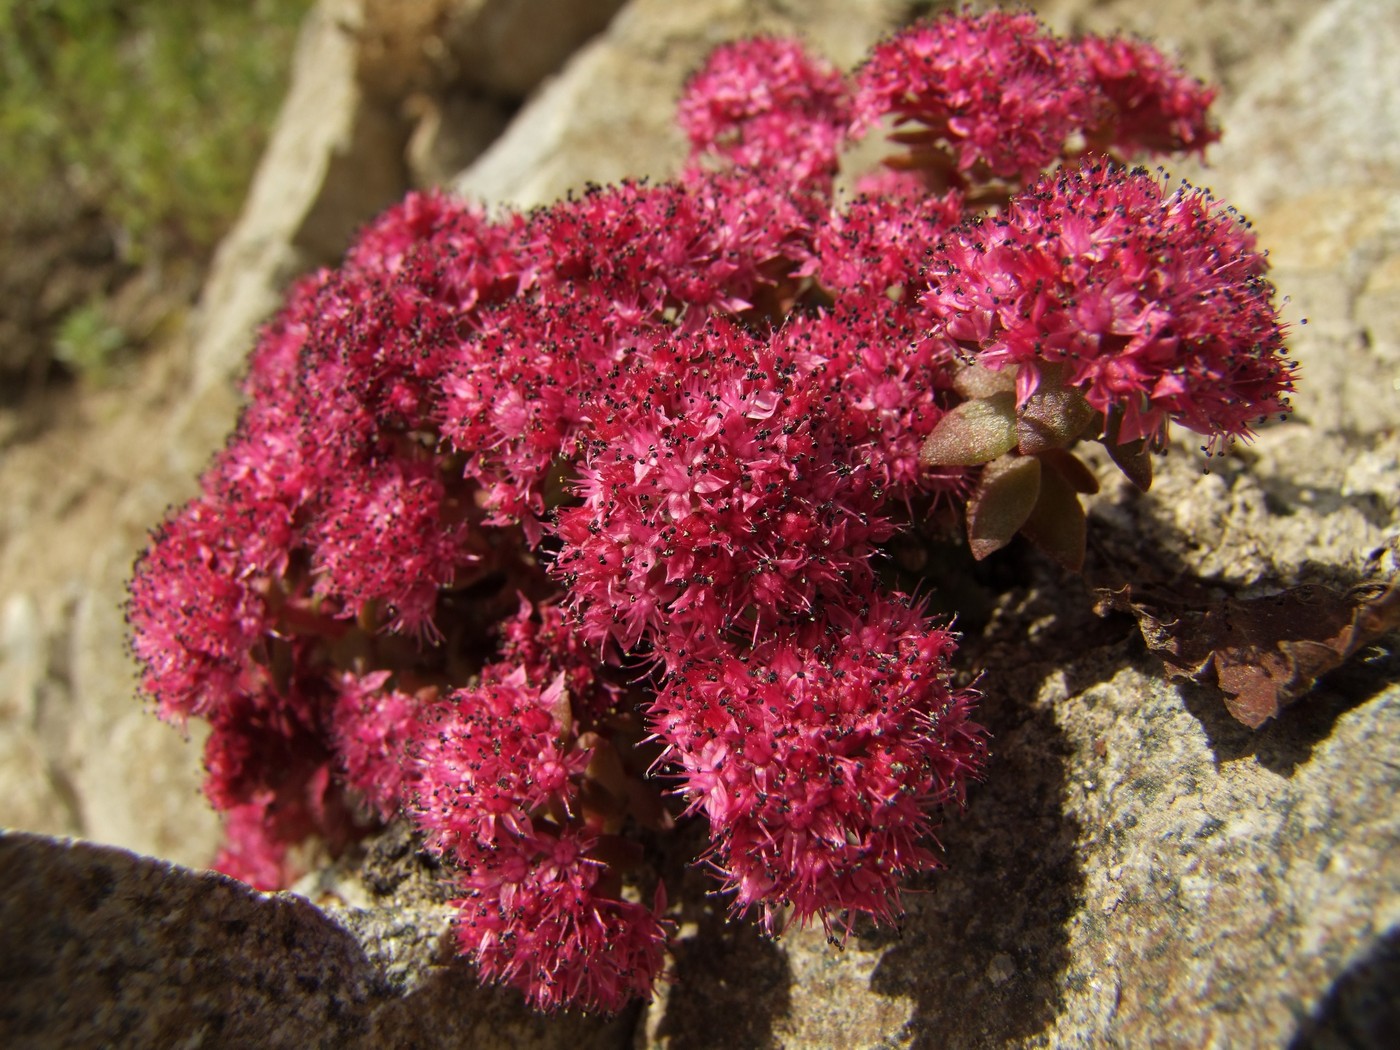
[0,832,633,1049]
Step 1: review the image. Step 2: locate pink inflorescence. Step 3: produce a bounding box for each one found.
[126,14,1289,1014]
[678,35,853,188]
[406,663,671,1013]
[1080,34,1219,157]
[452,825,670,1013]
[853,10,1219,190]
[651,594,983,936]
[925,161,1295,447]
[551,319,894,665]
[855,11,1094,183]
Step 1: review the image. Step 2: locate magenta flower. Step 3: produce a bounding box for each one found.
[527,177,818,319]
[344,189,527,309]
[440,296,622,530]
[203,674,357,890]
[1080,34,1219,157]
[925,160,1295,446]
[494,598,624,724]
[454,828,670,1013]
[649,595,985,935]
[307,456,472,637]
[678,36,853,188]
[855,11,1093,184]
[409,668,669,1011]
[773,308,966,503]
[332,671,420,821]
[409,668,590,862]
[807,189,964,299]
[212,797,297,891]
[127,497,271,724]
[551,319,892,665]
[855,14,1222,190]
[797,190,975,498]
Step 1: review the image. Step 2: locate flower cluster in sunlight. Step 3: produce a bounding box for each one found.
[128,10,1293,1014]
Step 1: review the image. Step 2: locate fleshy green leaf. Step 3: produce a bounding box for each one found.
[921,393,1018,467]
[1020,464,1087,572]
[952,362,1018,399]
[966,453,1041,560]
[1016,384,1096,454]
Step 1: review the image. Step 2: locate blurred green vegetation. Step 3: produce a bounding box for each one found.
[0,0,313,264]
[52,295,126,382]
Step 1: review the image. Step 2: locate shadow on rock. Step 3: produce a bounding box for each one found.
[647,903,793,1050]
[865,565,1096,1049]
[379,952,645,1049]
[1288,925,1400,1050]
[0,832,632,1050]
[1177,640,1400,776]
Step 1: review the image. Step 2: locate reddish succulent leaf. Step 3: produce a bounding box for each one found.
[1101,407,1154,491]
[1016,384,1096,454]
[1095,579,1400,728]
[966,453,1041,560]
[1038,447,1100,495]
[1020,465,1086,572]
[921,393,1018,467]
[1105,435,1153,491]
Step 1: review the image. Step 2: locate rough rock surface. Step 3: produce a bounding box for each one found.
[1,0,1397,1047]
[452,0,903,209]
[0,831,632,1048]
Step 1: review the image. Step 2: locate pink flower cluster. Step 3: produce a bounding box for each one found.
[854,11,1217,186]
[552,321,894,662]
[651,595,983,935]
[925,161,1294,447]
[127,11,1293,1013]
[678,36,853,189]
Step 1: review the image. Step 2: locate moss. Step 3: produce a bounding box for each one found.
[0,0,312,265]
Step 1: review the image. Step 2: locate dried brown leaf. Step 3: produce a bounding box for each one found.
[1094,579,1400,728]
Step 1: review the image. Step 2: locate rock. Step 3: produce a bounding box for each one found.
[0,595,66,837]
[452,0,903,209]
[629,434,1400,1047]
[1190,0,1400,219]
[441,0,627,99]
[1199,0,1400,437]
[405,89,513,189]
[358,0,628,188]
[0,346,225,867]
[0,831,633,1049]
